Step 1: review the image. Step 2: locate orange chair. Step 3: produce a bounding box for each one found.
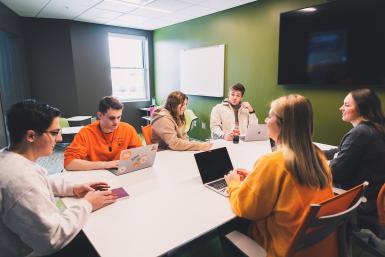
[350,183,385,257]
[377,183,385,226]
[225,182,368,257]
[141,124,152,145]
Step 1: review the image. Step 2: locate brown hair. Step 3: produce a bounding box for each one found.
[165,91,188,126]
[350,88,385,137]
[271,94,330,188]
[99,96,123,114]
[229,83,245,96]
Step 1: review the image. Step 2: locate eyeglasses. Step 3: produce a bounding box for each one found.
[43,129,61,138]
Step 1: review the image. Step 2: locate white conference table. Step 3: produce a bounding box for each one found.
[57,139,272,257]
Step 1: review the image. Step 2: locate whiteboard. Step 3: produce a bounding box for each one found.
[180,44,225,97]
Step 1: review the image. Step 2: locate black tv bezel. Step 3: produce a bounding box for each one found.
[277,0,385,88]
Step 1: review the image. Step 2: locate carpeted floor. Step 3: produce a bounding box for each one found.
[36,147,65,175]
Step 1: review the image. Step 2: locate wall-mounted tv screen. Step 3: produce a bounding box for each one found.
[278,0,385,86]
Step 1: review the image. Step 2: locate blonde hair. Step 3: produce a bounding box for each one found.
[165,91,188,126]
[271,94,330,188]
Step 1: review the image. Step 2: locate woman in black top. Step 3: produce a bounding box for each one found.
[326,88,385,236]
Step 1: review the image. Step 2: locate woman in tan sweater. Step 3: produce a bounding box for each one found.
[151,91,212,151]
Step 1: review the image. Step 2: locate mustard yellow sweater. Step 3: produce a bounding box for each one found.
[227,150,333,257]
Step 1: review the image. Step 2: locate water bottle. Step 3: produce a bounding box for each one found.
[149,105,155,116]
[233,125,240,144]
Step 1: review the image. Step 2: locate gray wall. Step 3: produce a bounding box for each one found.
[0,2,22,36]
[22,19,79,117]
[69,21,154,130]
[22,18,154,131]
[0,2,30,147]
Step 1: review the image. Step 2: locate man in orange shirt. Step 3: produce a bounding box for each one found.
[64,96,142,171]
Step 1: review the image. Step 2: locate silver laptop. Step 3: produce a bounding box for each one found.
[243,124,269,142]
[109,144,158,176]
[194,147,233,197]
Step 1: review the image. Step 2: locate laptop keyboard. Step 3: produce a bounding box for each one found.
[207,179,227,190]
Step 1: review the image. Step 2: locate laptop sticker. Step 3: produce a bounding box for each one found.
[121,151,132,160]
[118,166,127,173]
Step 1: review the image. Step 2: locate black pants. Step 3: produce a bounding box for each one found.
[43,231,99,257]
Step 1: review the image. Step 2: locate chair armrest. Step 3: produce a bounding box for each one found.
[225,231,267,257]
[333,187,346,195]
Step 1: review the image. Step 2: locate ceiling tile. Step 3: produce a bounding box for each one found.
[139,17,175,29]
[117,0,151,4]
[0,0,257,30]
[79,8,123,19]
[198,0,245,11]
[170,5,216,20]
[0,0,50,17]
[107,19,151,30]
[93,1,137,13]
[37,0,102,19]
[129,7,167,18]
[76,16,111,24]
[182,0,206,4]
[146,0,193,12]
[112,13,147,24]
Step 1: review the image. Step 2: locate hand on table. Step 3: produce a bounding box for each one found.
[235,168,250,181]
[84,190,117,211]
[224,169,241,184]
[73,182,111,197]
[104,160,119,169]
[224,168,250,185]
[224,132,234,141]
[201,142,213,151]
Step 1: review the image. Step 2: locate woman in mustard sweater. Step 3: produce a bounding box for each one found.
[224,94,334,257]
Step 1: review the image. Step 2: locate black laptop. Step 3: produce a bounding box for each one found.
[194,147,234,197]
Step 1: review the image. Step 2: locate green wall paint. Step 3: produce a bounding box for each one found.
[153,0,385,145]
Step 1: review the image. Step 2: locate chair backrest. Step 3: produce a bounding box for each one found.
[377,183,385,226]
[141,124,152,145]
[287,182,368,257]
[184,109,198,133]
[59,117,70,129]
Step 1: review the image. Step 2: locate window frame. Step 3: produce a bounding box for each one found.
[107,33,150,102]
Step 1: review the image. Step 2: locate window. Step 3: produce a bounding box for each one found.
[108,33,149,101]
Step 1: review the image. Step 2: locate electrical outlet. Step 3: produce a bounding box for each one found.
[201,122,206,129]
[193,120,197,127]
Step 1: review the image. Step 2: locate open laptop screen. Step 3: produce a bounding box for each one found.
[194,147,233,184]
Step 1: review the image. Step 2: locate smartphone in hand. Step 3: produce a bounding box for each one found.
[112,187,129,200]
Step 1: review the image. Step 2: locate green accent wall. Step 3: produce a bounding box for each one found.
[153,0,385,145]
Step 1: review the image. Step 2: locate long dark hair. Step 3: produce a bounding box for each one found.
[164,91,188,126]
[350,88,385,137]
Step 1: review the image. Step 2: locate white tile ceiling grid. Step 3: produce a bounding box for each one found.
[0,0,257,30]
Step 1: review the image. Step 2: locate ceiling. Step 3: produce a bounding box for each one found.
[0,0,257,31]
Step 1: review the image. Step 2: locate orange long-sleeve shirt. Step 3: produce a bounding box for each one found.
[64,121,142,167]
[227,150,334,257]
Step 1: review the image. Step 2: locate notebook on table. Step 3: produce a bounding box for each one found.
[108,144,158,176]
[243,124,269,142]
[194,147,234,197]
